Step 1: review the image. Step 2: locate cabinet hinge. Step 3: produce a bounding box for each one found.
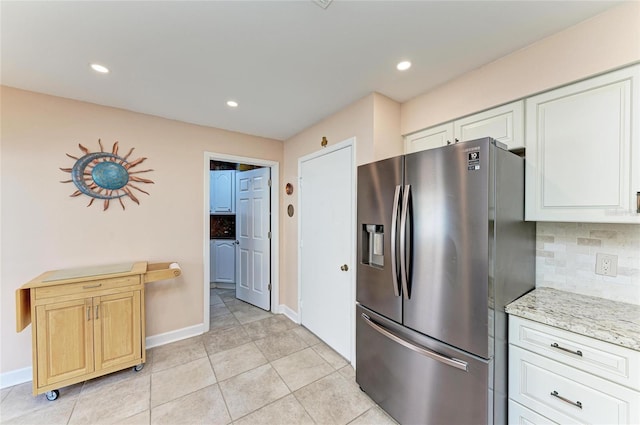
[268,178,272,187]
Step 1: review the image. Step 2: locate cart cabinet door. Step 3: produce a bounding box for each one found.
[94,291,142,371]
[35,298,95,388]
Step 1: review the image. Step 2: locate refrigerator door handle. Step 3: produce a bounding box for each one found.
[361,313,468,371]
[400,184,411,300]
[390,185,402,297]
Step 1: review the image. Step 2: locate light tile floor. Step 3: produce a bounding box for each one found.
[0,289,398,425]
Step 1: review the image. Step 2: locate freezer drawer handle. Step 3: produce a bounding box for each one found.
[361,313,468,372]
[550,391,582,409]
[390,185,402,297]
[550,342,583,357]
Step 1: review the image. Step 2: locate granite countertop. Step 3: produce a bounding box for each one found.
[505,287,640,351]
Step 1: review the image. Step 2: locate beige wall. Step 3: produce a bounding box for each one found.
[373,93,403,161]
[279,93,402,310]
[280,94,374,310]
[401,1,640,135]
[0,87,283,374]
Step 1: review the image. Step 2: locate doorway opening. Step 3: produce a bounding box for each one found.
[203,152,279,333]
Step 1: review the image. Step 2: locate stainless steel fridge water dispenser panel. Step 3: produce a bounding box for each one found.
[362,224,384,267]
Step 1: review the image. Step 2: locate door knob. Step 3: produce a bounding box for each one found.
[235,240,239,245]
[340,264,349,271]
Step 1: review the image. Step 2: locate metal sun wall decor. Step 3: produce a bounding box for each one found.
[60,139,154,210]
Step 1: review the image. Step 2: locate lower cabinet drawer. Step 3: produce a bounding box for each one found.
[509,399,557,425]
[509,316,640,390]
[35,275,140,299]
[509,346,640,425]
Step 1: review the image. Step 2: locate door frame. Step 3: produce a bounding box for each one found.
[297,137,356,363]
[203,152,280,332]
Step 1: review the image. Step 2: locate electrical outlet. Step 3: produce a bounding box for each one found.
[595,253,618,277]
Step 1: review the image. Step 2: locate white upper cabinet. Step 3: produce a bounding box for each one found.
[525,65,639,223]
[454,100,524,149]
[210,170,235,214]
[405,122,454,153]
[405,101,524,154]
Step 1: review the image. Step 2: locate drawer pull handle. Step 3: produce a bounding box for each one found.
[551,342,583,356]
[551,390,582,409]
[95,305,99,319]
[87,306,91,321]
[83,283,102,289]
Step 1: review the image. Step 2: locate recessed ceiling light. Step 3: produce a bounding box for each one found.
[397,61,412,71]
[90,63,110,74]
[226,100,239,108]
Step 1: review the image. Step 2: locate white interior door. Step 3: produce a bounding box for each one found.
[236,167,271,310]
[299,142,354,360]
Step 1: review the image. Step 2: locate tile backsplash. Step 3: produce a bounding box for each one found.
[536,222,640,305]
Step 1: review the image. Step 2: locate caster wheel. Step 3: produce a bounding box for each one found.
[132,363,144,372]
[45,390,59,401]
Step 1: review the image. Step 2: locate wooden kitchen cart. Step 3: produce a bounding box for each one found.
[15,261,181,400]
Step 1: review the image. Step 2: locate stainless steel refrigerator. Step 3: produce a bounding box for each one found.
[356,137,534,425]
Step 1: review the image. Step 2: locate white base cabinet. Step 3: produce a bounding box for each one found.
[209,240,215,283]
[508,316,640,425]
[525,65,640,223]
[212,239,235,284]
[508,399,557,425]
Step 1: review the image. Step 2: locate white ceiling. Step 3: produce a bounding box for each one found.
[1,1,621,141]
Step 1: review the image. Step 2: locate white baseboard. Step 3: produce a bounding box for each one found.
[145,323,205,349]
[0,323,205,389]
[279,304,300,324]
[0,366,32,389]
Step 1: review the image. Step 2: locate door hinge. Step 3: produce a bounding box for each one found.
[268,231,272,239]
[268,283,272,291]
[268,178,272,187]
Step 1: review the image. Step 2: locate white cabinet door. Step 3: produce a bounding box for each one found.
[209,171,216,214]
[525,65,640,223]
[405,122,454,153]
[454,100,524,149]
[405,101,524,154]
[213,240,235,284]
[211,170,235,213]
